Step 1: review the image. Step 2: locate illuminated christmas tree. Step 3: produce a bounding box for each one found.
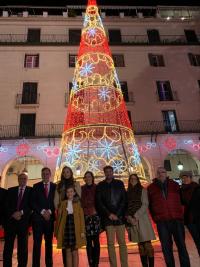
[55,0,145,180]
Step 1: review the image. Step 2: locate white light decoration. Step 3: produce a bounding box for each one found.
[177,161,184,171]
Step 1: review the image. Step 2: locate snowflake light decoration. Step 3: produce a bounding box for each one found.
[83,14,90,27]
[112,159,126,174]
[80,63,95,77]
[65,144,82,165]
[72,80,79,92]
[129,143,141,164]
[88,159,100,173]
[98,139,118,160]
[97,17,103,28]
[88,28,96,37]
[98,87,110,101]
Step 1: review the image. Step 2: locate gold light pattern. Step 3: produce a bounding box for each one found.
[55,0,145,181]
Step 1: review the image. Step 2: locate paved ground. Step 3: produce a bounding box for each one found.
[0,229,199,266]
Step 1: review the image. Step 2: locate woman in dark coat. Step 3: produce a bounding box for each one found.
[81,171,101,267]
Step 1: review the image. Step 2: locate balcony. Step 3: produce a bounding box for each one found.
[0,34,199,46]
[0,120,199,139]
[133,120,200,134]
[16,94,40,107]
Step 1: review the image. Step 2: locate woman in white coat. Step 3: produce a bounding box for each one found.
[126,174,155,267]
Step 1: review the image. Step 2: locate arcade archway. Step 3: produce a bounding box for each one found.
[2,156,44,188]
[164,149,200,183]
[141,157,152,181]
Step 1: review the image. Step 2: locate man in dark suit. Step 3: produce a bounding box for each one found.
[3,172,32,267]
[31,167,56,267]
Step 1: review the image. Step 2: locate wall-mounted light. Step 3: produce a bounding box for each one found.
[177,161,183,171]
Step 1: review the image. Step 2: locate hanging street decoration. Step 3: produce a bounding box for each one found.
[55,0,145,180]
[16,140,31,157]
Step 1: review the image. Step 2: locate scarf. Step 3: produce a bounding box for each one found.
[127,183,143,216]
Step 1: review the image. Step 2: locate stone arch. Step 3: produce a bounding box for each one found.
[1,155,45,188]
[164,148,200,183]
[141,156,152,182]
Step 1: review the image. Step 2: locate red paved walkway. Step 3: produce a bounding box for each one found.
[0,229,199,266]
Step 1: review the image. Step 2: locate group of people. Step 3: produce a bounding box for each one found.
[0,165,200,267]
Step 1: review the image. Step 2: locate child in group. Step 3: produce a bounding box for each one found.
[55,185,86,267]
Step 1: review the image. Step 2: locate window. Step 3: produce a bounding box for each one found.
[148,54,165,67]
[188,53,200,66]
[147,29,160,44]
[156,81,173,101]
[162,110,179,132]
[69,54,78,67]
[120,81,129,102]
[112,54,125,67]
[19,113,36,137]
[22,82,38,104]
[69,29,81,44]
[24,54,39,68]
[108,29,122,44]
[27,29,41,43]
[184,30,198,44]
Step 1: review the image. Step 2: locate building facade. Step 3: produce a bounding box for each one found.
[0,5,200,188]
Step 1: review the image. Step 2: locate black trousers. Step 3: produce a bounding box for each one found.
[32,220,54,267]
[186,223,200,256]
[157,220,190,267]
[3,222,29,267]
[86,235,100,267]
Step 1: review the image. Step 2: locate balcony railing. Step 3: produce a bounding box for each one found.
[0,34,199,45]
[0,120,199,139]
[16,93,40,106]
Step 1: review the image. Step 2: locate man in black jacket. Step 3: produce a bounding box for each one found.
[31,167,56,267]
[96,165,128,267]
[3,172,32,267]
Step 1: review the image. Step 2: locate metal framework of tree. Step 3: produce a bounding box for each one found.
[55,0,146,180]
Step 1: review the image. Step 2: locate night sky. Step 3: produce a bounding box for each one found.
[0,0,199,6]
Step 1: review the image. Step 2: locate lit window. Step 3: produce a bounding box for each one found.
[24,54,39,68]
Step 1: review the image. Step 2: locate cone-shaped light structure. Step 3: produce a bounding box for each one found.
[55,0,146,180]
